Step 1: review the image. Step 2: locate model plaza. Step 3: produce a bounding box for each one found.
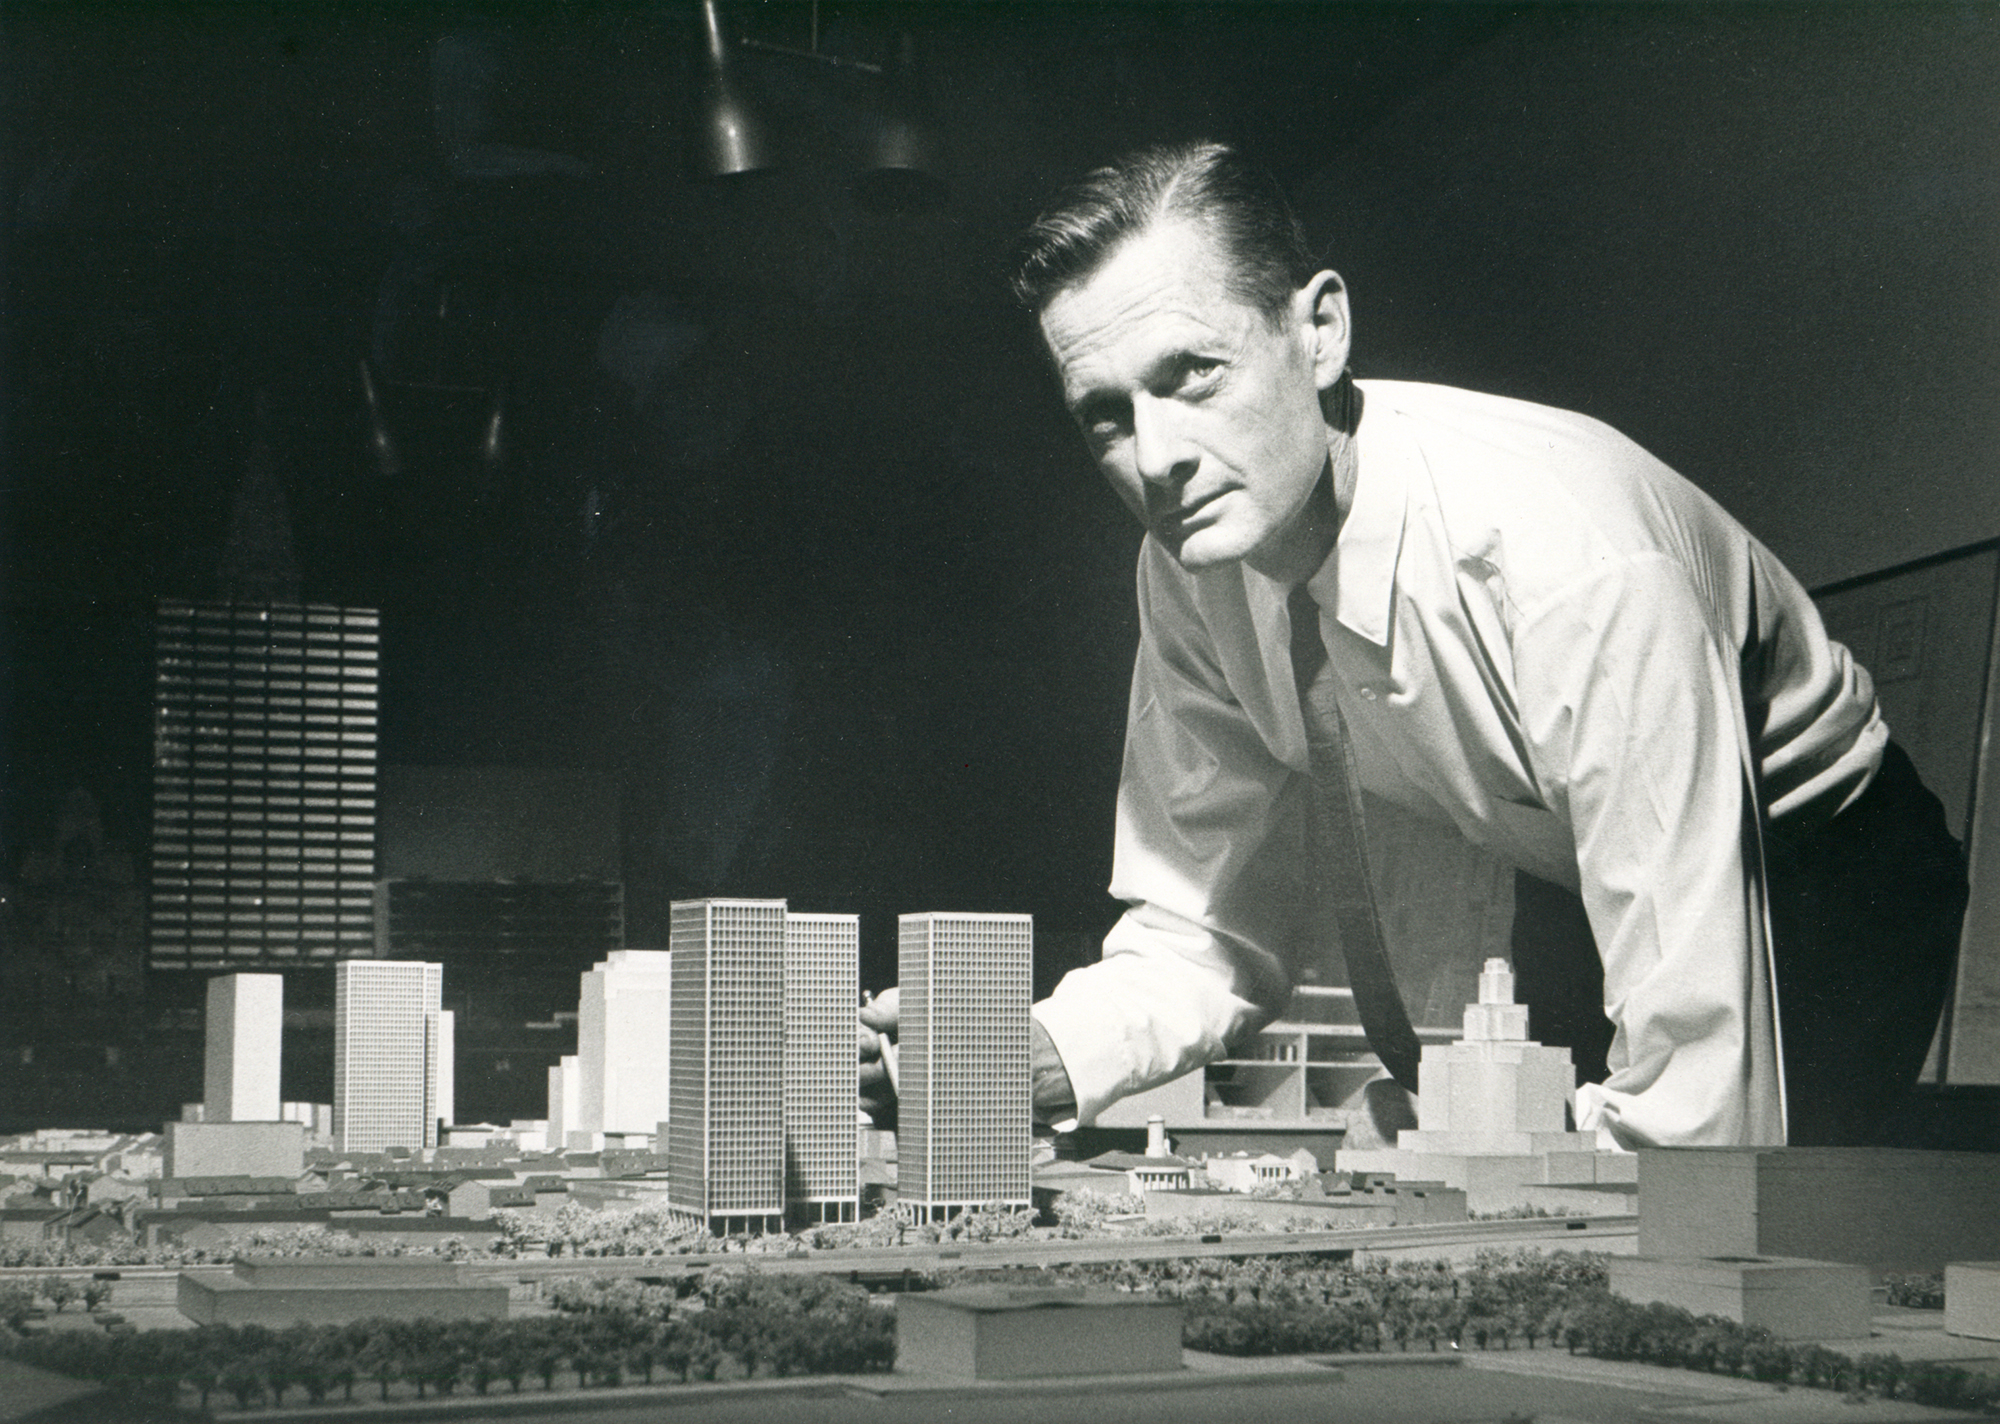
[74,944,2000,1377]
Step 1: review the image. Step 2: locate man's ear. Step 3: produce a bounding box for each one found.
[1297,270,1351,390]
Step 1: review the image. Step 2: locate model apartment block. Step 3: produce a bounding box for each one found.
[897,912,1033,1222]
[667,898,787,1235]
[149,600,378,971]
[334,959,445,1153]
[783,913,860,1223]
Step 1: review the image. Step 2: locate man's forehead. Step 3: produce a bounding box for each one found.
[1051,220,1240,319]
[1039,222,1252,383]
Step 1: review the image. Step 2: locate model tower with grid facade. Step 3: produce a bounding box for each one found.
[897,912,1033,1222]
[333,959,444,1153]
[667,899,785,1234]
[783,913,859,1223]
[149,600,379,971]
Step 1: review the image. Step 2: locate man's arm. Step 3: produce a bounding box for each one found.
[859,552,1314,1131]
[1034,554,1312,1126]
[1516,553,1784,1148]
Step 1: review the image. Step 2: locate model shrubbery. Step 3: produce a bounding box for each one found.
[1011,1248,2000,1410]
[1882,1271,1946,1309]
[4,1249,1991,1412]
[0,1273,895,1411]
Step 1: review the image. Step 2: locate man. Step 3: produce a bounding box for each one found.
[863,141,1966,1149]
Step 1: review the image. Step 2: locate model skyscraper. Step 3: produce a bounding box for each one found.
[203,973,284,1122]
[577,950,674,1141]
[666,899,785,1234]
[334,959,445,1152]
[783,913,859,1223]
[897,912,1033,1222]
[435,1008,455,1133]
[149,600,379,971]
[547,1054,581,1149]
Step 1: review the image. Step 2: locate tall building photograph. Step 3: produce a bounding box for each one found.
[148,601,379,972]
[371,766,626,1124]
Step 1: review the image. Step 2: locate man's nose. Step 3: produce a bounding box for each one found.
[1131,396,1196,486]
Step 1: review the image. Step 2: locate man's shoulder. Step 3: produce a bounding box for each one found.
[1357,379,1743,600]
[1362,379,1702,526]
[1357,379,1639,464]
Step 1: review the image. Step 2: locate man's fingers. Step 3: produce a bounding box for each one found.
[858,1088,897,1130]
[859,1058,891,1091]
[858,987,899,1036]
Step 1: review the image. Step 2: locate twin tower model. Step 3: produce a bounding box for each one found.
[616,900,1033,1234]
[205,903,1032,1232]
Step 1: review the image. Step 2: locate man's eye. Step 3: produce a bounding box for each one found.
[1175,359,1222,391]
[1078,404,1130,442]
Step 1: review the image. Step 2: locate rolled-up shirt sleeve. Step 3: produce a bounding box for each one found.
[1518,554,1784,1148]
[1035,553,1310,1127]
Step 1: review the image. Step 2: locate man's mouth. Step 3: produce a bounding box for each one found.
[1157,489,1226,528]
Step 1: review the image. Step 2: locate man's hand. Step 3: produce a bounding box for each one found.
[857,986,1079,1130]
[858,988,899,1128]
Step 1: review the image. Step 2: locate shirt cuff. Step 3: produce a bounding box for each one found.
[1029,1015,1078,1132]
[1031,996,1134,1129]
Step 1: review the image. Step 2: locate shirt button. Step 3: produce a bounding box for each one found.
[1358,686,1378,701]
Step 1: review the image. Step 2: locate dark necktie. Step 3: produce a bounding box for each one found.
[1287,582,1422,1093]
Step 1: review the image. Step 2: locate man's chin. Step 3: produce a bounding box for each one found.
[1159,528,1253,571]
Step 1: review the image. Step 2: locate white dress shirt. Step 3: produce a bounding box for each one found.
[1032,379,1884,1148]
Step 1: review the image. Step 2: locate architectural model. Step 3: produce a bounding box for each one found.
[666,898,786,1235]
[149,599,379,971]
[783,913,860,1222]
[576,949,674,1143]
[434,1008,455,1133]
[1336,957,1632,1211]
[1094,982,1460,1157]
[546,1053,581,1150]
[203,973,283,1123]
[333,959,445,1153]
[896,912,1033,1222]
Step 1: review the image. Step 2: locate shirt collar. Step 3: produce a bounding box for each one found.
[1307,384,1408,649]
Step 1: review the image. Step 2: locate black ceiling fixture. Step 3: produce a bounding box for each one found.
[694,0,946,212]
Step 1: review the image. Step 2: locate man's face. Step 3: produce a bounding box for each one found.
[1039,220,1341,574]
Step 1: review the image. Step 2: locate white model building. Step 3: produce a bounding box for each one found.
[667,898,786,1234]
[576,949,674,1144]
[333,959,444,1152]
[783,913,859,1223]
[204,973,284,1122]
[897,912,1033,1223]
[435,1008,455,1133]
[547,1054,581,1149]
[1336,957,1633,1211]
[149,600,378,971]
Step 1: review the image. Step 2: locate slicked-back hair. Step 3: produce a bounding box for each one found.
[1010,141,1317,320]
